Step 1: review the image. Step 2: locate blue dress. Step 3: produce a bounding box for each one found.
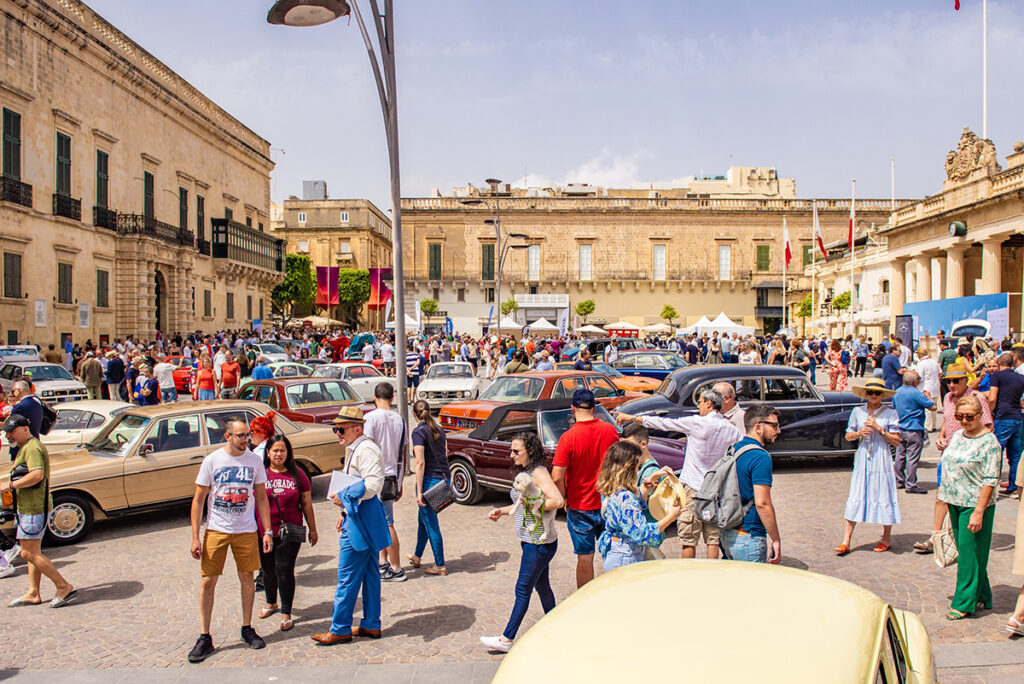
[844,406,902,525]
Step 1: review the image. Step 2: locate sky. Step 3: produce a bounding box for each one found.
[83,0,1024,210]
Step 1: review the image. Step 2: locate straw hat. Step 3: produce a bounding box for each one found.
[648,472,688,520]
[942,362,969,380]
[331,405,365,425]
[850,377,896,399]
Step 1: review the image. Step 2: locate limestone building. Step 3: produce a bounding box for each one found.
[0,0,282,347]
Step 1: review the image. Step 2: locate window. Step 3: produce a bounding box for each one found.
[6,330,16,344]
[552,377,587,399]
[2,109,21,180]
[258,221,264,232]
[259,298,264,320]
[245,216,252,228]
[246,295,253,321]
[529,285,538,295]
[428,243,442,279]
[143,171,154,218]
[3,252,22,298]
[587,376,619,398]
[147,415,201,452]
[297,211,306,224]
[485,287,495,303]
[57,262,73,304]
[224,207,233,221]
[339,210,349,223]
[191,287,195,314]
[763,377,816,401]
[297,240,309,253]
[204,409,259,445]
[457,288,465,302]
[196,195,205,241]
[96,269,109,308]
[481,242,495,280]
[527,244,540,280]
[802,244,813,267]
[653,244,666,280]
[578,243,593,281]
[95,150,109,208]
[178,187,188,230]
[226,292,234,319]
[717,244,731,280]
[756,244,771,271]
[56,132,72,197]
[340,240,350,253]
[432,287,439,300]
[203,289,212,317]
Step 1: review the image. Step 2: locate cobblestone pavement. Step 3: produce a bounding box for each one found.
[2,409,1023,673]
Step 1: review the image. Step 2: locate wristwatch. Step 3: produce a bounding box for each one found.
[263,530,273,537]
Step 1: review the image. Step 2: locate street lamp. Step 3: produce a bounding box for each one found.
[267,0,410,424]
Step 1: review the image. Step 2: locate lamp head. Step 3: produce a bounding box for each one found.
[485,178,503,188]
[268,0,350,27]
[508,233,530,240]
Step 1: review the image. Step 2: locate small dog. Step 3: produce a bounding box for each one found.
[513,472,545,534]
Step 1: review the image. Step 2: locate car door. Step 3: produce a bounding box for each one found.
[587,375,627,410]
[611,355,637,375]
[762,375,832,455]
[627,354,659,379]
[345,366,373,401]
[551,376,587,399]
[122,412,204,507]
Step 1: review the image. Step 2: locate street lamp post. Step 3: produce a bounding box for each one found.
[268,0,409,423]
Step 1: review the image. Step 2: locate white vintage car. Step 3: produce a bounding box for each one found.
[0,399,134,460]
[311,363,398,402]
[416,362,486,410]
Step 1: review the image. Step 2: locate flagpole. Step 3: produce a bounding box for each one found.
[983,0,988,139]
[850,179,856,339]
[782,216,787,332]
[811,200,816,336]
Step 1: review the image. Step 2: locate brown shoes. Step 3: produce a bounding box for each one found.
[310,631,353,645]
[356,627,382,639]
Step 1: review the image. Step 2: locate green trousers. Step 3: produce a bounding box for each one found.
[947,503,995,613]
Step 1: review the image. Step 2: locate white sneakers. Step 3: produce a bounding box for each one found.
[3,544,21,565]
[480,636,512,653]
[0,563,14,579]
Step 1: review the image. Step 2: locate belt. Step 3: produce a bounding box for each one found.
[735,527,749,536]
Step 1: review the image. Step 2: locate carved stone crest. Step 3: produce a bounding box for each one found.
[944,127,1000,181]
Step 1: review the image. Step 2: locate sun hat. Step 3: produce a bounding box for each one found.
[942,362,969,380]
[332,404,366,425]
[647,471,688,520]
[851,377,896,400]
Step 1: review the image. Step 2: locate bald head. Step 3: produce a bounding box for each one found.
[713,382,736,410]
[998,352,1015,368]
[902,370,920,386]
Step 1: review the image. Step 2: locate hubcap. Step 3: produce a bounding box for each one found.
[450,466,470,498]
[49,503,85,538]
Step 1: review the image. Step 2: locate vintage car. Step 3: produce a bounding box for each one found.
[0,344,41,365]
[611,350,689,380]
[166,355,196,392]
[238,361,313,388]
[312,363,398,402]
[251,342,291,363]
[236,377,372,424]
[415,362,487,410]
[0,400,342,545]
[439,371,639,431]
[559,337,647,362]
[446,398,686,505]
[554,361,661,394]
[493,561,935,683]
[616,365,860,457]
[0,361,88,406]
[0,400,135,460]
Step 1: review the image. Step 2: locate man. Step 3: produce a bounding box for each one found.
[854,336,870,378]
[881,345,904,390]
[363,383,407,582]
[405,342,425,403]
[104,351,125,400]
[219,352,241,399]
[603,340,618,365]
[552,389,619,588]
[77,351,103,400]
[684,337,699,365]
[898,339,912,368]
[720,405,782,564]
[790,340,810,377]
[503,350,530,375]
[987,352,1024,494]
[380,339,395,377]
[617,388,743,559]
[720,334,734,364]
[312,406,390,646]
[714,381,746,433]
[41,344,61,365]
[362,339,376,365]
[912,347,942,432]
[251,355,273,381]
[0,378,47,570]
[0,414,77,604]
[573,349,593,371]
[534,351,554,371]
[153,354,178,403]
[188,416,273,662]
[63,337,73,371]
[892,370,935,494]
[136,366,160,406]
[212,345,229,383]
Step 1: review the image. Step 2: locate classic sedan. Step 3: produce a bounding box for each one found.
[166,355,195,392]
[554,361,661,394]
[493,561,935,683]
[559,337,648,362]
[416,362,487,410]
[611,350,689,380]
[616,365,860,457]
[0,361,88,405]
[0,400,342,545]
[0,400,135,460]
[236,378,372,425]
[312,362,398,402]
[238,361,312,388]
[252,342,291,363]
[446,398,685,505]
[439,371,640,431]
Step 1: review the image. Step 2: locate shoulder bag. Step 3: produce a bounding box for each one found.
[933,527,958,569]
[270,479,306,544]
[422,478,455,513]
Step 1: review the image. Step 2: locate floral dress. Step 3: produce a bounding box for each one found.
[828,350,848,391]
[844,406,901,525]
[598,489,663,570]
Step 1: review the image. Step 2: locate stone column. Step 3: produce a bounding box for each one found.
[979,237,1002,295]
[890,257,907,327]
[912,256,931,302]
[931,256,946,300]
[946,246,965,299]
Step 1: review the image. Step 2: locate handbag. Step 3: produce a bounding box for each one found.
[381,475,399,502]
[933,527,958,569]
[270,484,306,544]
[422,478,456,513]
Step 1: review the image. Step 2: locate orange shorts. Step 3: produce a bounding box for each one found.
[201,530,260,576]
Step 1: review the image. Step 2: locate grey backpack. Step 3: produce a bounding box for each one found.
[692,442,759,530]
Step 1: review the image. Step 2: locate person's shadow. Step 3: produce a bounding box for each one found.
[386,604,477,641]
[448,551,509,573]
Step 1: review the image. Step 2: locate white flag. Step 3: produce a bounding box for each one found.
[558,308,570,338]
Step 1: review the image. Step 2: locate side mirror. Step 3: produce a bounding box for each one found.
[140,443,155,456]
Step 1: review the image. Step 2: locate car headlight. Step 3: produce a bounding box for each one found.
[463,390,472,397]
[41,390,54,397]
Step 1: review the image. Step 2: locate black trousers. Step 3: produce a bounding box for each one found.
[259,537,302,613]
[854,357,867,377]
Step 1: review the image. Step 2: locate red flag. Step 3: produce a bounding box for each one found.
[812,202,827,257]
[783,218,792,267]
[954,0,960,10]
[848,204,854,251]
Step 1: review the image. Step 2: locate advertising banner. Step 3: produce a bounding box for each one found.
[902,293,1009,338]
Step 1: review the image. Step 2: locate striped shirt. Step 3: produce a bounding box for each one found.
[406,351,423,376]
[641,412,743,490]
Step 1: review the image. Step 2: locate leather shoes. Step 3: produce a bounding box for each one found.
[310,631,352,645]
[356,627,382,639]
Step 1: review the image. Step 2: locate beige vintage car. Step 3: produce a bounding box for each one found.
[0,400,342,545]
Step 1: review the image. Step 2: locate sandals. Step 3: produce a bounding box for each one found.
[7,597,42,607]
[424,566,448,576]
[281,618,294,632]
[913,539,933,553]
[258,605,279,619]
[406,554,421,569]
[873,542,891,553]
[50,589,78,608]
[834,544,850,556]
[946,609,968,621]
[1007,617,1024,636]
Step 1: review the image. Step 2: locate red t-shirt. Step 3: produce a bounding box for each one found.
[196,368,215,390]
[552,418,619,511]
[220,361,240,388]
[257,469,311,536]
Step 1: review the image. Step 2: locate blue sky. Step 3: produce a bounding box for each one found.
[85,0,1023,208]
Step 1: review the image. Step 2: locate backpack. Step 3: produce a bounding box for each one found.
[840,349,851,365]
[691,442,761,530]
[30,396,58,436]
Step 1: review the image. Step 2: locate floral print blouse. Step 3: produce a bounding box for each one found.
[938,430,1001,508]
[598,489,663,556]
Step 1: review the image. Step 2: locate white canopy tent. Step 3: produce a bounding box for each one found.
[527,317,558,332]
[642,322,674,333]
[498,316,523,330]
[706,312,756,336]
[385,314,420,331]
[576,324,607,335]
[287,314,345,328]
[679,316,713,335]
[605,320,641,331]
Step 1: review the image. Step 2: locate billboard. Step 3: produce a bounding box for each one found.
[902,293,1008,339]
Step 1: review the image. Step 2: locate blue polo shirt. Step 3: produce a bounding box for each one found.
[733,437,773,537]
[251,364,273,380]
[892,385,934,432]
[881,354,902,390]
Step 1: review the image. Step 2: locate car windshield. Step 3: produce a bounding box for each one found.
[87,413,153,456]
[662,355,688,369]
[0,347,38,361]
[285,381,357,407]
[592,363,623,378]
[312,366,343,378]
[24,365,74,381]
[538,405,617,447]
[274,364,311,378]
[478,376,544,402]
[259,344,286,354]
[426,364,474,380]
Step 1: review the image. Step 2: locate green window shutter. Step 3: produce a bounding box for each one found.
[802,244,813,267]
[756,244,770,271]
[428,243,442,279]
[481,243,495,280]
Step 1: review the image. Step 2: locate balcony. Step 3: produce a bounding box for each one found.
[211,218,283,272]
[92,206,118,231]
[872,293,890,308]
[755,306,784,318]
[52,193,82,221]
[0,176,32,208]
[197,238,211,256]
[117,213,195,247]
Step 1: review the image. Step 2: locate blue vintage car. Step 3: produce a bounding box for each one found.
[611,350,689,380]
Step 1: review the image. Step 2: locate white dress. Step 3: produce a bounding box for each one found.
[843,406,901,525]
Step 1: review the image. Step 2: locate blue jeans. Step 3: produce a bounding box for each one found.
[503,540,557,640]
[993,419,1022,492]
[160,386,177,403]
[566,508,603,556]
[602,538,644,570]
[721,528,768,563]
[414,476,445,566]
[330,531,381,636]
[196,388,216,401]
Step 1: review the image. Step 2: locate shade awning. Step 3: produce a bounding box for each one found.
[605,320,641,330]
[642,322,674,332]
[527,317,558,331]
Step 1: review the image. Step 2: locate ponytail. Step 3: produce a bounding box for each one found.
[413,399,442,441]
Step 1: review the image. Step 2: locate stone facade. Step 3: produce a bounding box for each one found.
[0,0,281,347]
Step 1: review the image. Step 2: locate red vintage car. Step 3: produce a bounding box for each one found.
[167,356,196,392]
[438,370,641,431]
[235,378,373,425]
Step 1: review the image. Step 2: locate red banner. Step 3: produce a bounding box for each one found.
[368,267,393,310]
[316,266,340,306]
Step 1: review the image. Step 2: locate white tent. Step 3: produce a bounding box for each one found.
[498,316,523,330]
[385,314,420,330]
[577,324,607,335]
[680,316,713,334]
[605,320,641,331]
[706,312,756,336]
[527,317,558,331]
[642,322,674,333]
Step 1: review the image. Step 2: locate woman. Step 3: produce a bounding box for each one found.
[766,340,786,366]
[194,356,218,401]
[257,435,318,631]
[827,339,849,391]
[938,394,1000,620]
[1008,465,1024,635]
[836,378,902,555]
[249,411,276,459]
[706,337,723,364]
[872,344,887,377]
[407,400,451,576]
[738,341,760,365]
[481,432,563,653]
[596,440,682,570]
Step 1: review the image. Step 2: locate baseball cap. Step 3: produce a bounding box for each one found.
[1,413,31,432]
[571,388,595,409]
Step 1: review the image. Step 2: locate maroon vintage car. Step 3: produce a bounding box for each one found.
[235,378,373,425]
[445,398,686,505]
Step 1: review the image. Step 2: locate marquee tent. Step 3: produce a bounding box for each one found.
[527,317,558,331]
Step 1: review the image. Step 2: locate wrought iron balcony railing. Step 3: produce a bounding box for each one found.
[92,206,118,231]
[117,213,195,247]
[52,193,81,221]
[0,176,32,208]
[197,238,211,256]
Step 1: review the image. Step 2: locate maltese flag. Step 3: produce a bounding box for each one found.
[812,201,827,257]
[954,0,960,9]
[783,218,792,267]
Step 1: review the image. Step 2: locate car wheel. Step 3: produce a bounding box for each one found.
[45,493,94,545]
[448,458,483,505]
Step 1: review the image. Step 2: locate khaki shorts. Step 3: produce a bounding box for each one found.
[676,484,720,547]
[201,530,261,576]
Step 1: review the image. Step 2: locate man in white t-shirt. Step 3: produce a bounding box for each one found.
[362,383,406,581]
[379,340,395,377]
[188,416,273,663]
[153,354,178,403]
[362,341,375,365]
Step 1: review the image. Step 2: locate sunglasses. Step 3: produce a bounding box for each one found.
[229,432,251,439]
[865,390,883,396]
[954,413,979,421]
[757,421,781,429]
[332,425,358,434]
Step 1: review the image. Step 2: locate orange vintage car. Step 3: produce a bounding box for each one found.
[439,371,641,431]
[554,361,661,394]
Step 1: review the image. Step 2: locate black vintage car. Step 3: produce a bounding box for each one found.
[616,365,861,457]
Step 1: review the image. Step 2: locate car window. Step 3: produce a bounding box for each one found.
[257,385,278,409]
[587,376,619,398]
[313,366,342,379]
[53,410,88,431]
[347,367,367,379]
[764,377,817,402]
[0,365,13,380]
[663,354,687,369]
[479,376,544,402]
[693,379,761,403]
[493,410,537,442]
[631,354,658,368]
[539,408,575,447]
[611,356,635,369]
[149,415,201,452]
[237,385,256,401]
[88,413,152,456]
[552,377,587,399]
[361,365,382,377]
[205,410,259,445]
[24,365,74,381]
[885,619,908,684]
[89,410,121,428]
[285,381,357,407]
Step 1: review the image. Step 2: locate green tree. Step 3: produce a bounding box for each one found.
[500,298,518,317]
[575,299,596,324]
[270,254,315,326]
[336,269,371,327]
[419,297,439,319]
[796,293,814,319]
[832,290,851,312]
[660,304,678,326]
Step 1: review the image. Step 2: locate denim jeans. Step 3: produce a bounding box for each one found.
[160,386,177,403]
[503,540,557,640]
[992,419,1022,492]
[414,476,445,566]
[196,388,216,401]
[720,528,768,563]
[602,538,644,570]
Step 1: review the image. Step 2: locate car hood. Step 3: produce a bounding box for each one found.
[614,376,661,392]
[419,378,478,392]
[288,401,374,424]
[441,400,502,418]
[617,394,677,416]
[36,379,87,390]
[0,446,121,487]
